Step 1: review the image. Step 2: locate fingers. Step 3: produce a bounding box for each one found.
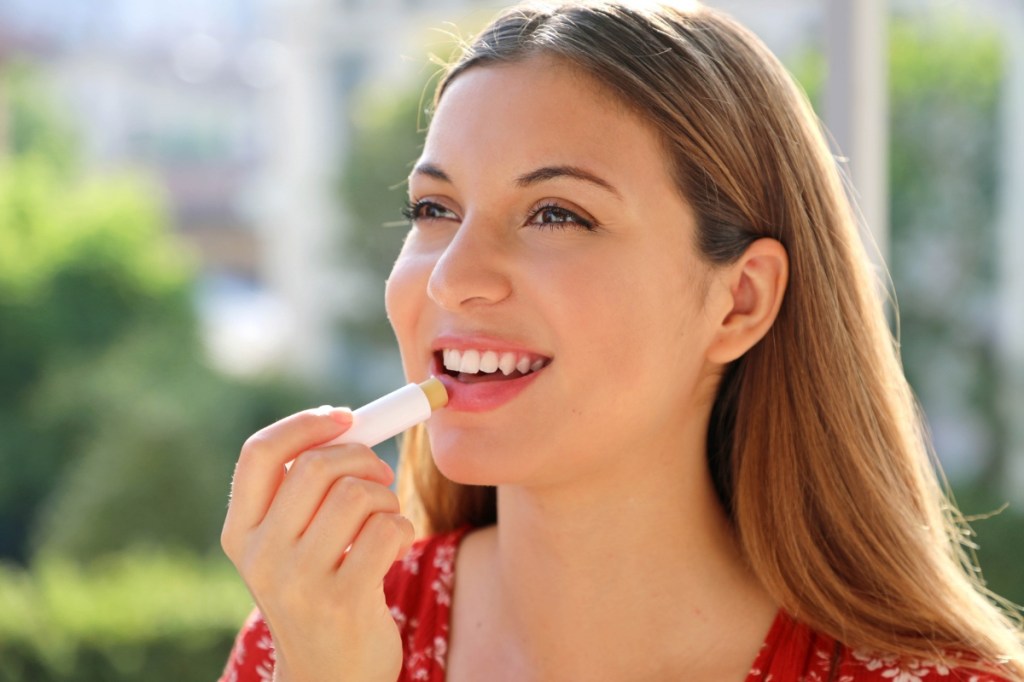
[295,476,401,567]
[224,407,353,544]
[259,446,394,543]
[223,405,411,612]
[339,512,415,587]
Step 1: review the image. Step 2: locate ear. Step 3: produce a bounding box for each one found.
[706,238,789,365]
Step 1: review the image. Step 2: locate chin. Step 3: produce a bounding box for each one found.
[426,425,525,487]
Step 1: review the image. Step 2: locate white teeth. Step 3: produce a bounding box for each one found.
[441,348,548,376]
[459,349,481,373]
[480,350,499,373]
[444,349,462,372]
[498,352,517,375]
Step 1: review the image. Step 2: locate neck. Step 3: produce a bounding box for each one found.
[475,444,776,679]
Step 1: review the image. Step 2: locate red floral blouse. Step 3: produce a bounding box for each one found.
[219,528,1008,682]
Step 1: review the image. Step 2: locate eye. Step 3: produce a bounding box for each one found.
[527,203,596,231]
[402,199,458,223]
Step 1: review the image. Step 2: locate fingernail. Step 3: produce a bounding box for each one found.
[329,407,353,424]
[314,405,352,424]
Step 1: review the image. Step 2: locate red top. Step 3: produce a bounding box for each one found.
[219,528,1008,681]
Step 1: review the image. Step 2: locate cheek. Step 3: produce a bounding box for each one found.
[385,249,433,367]
[568,253,708,382]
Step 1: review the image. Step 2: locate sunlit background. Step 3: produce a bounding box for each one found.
[0,0,1021,679]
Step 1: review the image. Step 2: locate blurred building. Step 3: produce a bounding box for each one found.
[0,0,288,375]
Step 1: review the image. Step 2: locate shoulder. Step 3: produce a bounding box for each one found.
[748,611,1011,682]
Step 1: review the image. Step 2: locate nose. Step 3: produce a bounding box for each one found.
[427,218,512,311]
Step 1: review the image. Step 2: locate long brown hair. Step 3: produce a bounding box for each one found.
[395,1,1024,675]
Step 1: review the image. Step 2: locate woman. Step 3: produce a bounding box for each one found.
[218,1,1024,680]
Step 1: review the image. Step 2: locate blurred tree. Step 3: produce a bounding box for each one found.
[337,83,430,349]
[0,63,310,563]
[1,61,77,168]
[28,327,306,560]
[887,17,1005,491]
[792,14,1021,604]
[0,65,193,559]
[793,14,1005,489]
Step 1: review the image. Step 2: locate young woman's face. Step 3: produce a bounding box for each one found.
[386,56,725,488]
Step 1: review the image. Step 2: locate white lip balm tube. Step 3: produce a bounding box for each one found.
[321,377,448,448]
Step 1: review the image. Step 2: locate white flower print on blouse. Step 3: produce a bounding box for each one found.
[431,544,456,606]
[402,543,425,575]
[853,649,954,681]
[254,629,276,681]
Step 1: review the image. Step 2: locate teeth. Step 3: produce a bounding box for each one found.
[440,348,548,376]
[480,350,499,373]
[498,352,517,376]
[444,349,462,372]
[459,349,481,373]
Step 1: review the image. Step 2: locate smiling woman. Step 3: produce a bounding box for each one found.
[217,2,1024,682]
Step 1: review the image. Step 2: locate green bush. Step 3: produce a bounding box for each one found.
[0,551,252,682]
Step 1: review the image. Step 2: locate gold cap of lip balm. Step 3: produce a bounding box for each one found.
[419,376,449,410]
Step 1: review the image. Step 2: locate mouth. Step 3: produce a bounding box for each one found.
[434,348,552,384]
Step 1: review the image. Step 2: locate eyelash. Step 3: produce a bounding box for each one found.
[401,200,450,222]
[401,199,596,231]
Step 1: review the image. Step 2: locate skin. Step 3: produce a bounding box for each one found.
[221,406,415,682]
[222,54,788,682]
[386,56,788,681]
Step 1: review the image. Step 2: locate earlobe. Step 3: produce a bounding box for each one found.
[706,238,789,364]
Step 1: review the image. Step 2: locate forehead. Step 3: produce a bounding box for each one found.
[421,56,676,194]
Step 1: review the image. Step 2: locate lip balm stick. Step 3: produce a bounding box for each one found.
[322,377,448,448]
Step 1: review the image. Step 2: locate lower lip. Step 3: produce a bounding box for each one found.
[434,363,546,413]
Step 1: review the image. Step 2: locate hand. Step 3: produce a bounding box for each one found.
[221,407,414,682]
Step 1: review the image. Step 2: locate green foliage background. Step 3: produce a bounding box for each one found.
[0,552,250,682]
[0,63,309,680]
[790,16,1023,605]
[0,64,309,564]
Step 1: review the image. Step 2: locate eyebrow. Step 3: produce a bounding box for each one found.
[410,162,622,200]
[410,162,450,183]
